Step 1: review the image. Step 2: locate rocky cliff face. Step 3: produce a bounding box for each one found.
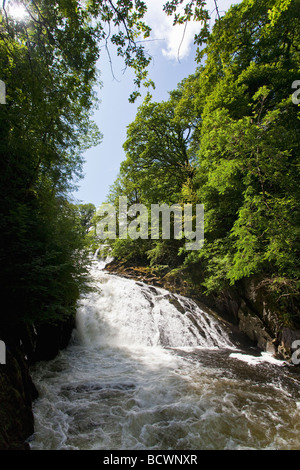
[0,316,75,450]
[0,344,36,449]
[238,278,300,361]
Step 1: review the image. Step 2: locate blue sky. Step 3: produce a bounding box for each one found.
[71,0,241,209]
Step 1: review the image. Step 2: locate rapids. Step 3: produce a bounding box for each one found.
[29,258,300,450]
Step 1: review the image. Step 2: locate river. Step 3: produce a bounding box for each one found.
[29,258,300,450]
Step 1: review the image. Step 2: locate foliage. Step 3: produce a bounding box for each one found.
[108,0,300,323]
[1,0,299,328]
[192,0,300,299]
[0,0,187,328]
[73,203,96,232]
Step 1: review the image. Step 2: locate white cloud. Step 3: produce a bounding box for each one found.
[144,0,241,62]
[161,20,200,61]
[144,0,198,62]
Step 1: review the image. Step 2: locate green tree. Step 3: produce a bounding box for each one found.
[106,86,199,265]
[75,203,96,232]
[0,0,172,328]
[184,0,300,316]
[121,92,195,204]
[107,0,300,322]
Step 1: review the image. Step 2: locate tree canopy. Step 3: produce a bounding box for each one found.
[1,0,299,329]
[104,0,300,323]
[0,0,197,328]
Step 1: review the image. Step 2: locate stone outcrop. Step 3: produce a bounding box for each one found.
[237,278,300,360]
[237,300,275,353]
[205,282,300,361]
[278,327,300,361]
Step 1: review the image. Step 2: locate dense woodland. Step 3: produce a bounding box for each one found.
[0,0,153,329]
[0,0,299,335]
[99,0,300,325]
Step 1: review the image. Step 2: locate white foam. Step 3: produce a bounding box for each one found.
[230,351,285,366]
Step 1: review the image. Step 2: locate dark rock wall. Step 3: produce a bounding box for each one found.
[212,278,300,360]
[0,316,75,450]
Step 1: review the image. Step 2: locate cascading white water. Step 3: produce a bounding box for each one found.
[29,258,300,450]
[76,262,234,352]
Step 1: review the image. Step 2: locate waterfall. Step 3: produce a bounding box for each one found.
[29,259,300,451]
[75,259,234,352]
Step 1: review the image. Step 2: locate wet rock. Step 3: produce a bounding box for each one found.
[0,347,36,450]
[168,295,187,315]
[237,300,275,352]
[34,315,75,361]
[0,315,75,449]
